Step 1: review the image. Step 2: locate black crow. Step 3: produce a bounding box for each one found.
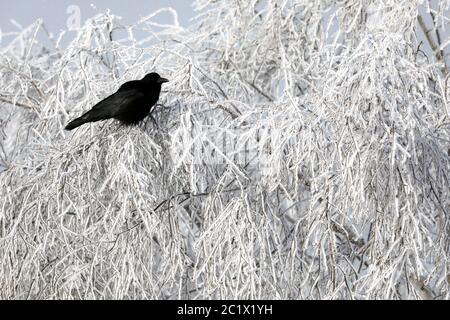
[65,72,169,130]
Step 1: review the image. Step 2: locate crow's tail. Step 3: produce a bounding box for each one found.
[65,116,88,131]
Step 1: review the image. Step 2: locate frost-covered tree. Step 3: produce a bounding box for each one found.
[0,0,449,299]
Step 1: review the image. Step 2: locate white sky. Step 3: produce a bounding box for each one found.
[0,1,447,67]
[0,0,194,32]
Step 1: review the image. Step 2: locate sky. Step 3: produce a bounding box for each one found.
[0,1,447,67]
[0,0,194,36]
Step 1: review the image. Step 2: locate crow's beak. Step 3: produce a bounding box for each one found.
[158,77,169,84]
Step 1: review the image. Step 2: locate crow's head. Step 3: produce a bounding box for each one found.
[142,72,169,84]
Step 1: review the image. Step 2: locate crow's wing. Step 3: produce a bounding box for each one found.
[65,87,147,130]
[90,88,146,118]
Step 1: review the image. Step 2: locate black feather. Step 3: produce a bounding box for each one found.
[65,72,169,131]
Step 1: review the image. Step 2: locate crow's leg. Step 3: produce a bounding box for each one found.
[149,113,159,130]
